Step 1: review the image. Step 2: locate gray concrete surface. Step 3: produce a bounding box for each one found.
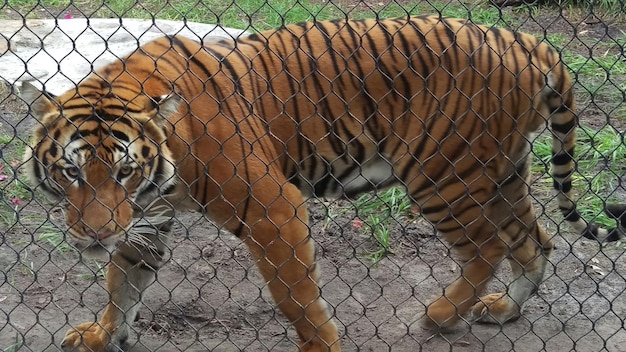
[0,18,245,94]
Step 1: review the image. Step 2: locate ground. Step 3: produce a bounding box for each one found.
[1,2,626,352]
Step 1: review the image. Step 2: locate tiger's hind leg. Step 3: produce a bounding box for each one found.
[422,219,508,329]
[414,176,509,329]
[416,161,549,329]
[61,217,172,352]
[468,169,554,325]
[468,209,553,324]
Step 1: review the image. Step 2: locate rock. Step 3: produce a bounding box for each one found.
[0,18,246,93]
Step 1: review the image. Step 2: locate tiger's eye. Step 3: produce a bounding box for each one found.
[119,165,134,177]
[65,166,79,179]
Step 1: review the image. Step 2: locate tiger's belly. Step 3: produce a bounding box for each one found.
[291,154,398,199]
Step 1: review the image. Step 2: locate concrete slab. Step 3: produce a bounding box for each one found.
[0,18,246,94]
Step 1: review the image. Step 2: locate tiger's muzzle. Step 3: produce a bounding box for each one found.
[65,184,133,257]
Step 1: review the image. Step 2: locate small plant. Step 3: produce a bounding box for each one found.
[3,333,23,352]
[0,160,25,226]
[17,249,36,277]
[76,261,107,280]
[349,187,418,262]
[363,214,394,262]
[38,228,75,253]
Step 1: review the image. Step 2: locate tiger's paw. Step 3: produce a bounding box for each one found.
[467,293,521,325]
[298,340,342,352]
[61,322,125,352]
[420,298,461,330]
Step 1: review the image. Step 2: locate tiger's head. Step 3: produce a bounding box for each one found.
[21,81,181,258]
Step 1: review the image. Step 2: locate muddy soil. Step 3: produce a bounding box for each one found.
[1,3,626,352]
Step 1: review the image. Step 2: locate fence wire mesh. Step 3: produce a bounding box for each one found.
[1,1,626,351]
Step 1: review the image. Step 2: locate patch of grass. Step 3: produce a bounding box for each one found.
[575,126,626,227]
[353,187,415,221]
[558,46,626,126]
[76,0,325,30]
[0,159,30,227]
[76,260,106,280]
[422,1,509,26]
[17,249,36,276]
[0,113,31,224]
[0,135,12,144]
[38,227,74,253]
[564,53,626,77]
[8,0,70,4]
[362,214,393,262]
[351,187,416,262]
[2,0,505,29]
[560,0,624,14]
[543,33,569,48]
[4,0,72,18]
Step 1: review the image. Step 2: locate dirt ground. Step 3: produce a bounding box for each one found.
[1,3,626,352]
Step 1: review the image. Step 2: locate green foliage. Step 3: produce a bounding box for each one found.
[0,159,29,227]
[419,1,510,26]
[563,0,624,14]
[575,126,626,228]
[3,0,505,29]
[7,0,70,6]
[351,187,416,262]
[38,228,75,253]
[564,53,626,76]
[76,261,107,280]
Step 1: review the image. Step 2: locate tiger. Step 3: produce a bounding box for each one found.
[21,15,622,352]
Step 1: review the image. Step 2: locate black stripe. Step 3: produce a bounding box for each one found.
[421,202,449,216]
[553,180,572,193]
[313,161,335,197]
[450,236,473,249]
[551,150,573,165]
[550,105,570,114]
[562,208,581,222]
[551,120,576,134]
[112,130,130,142]
[581,225,599,240]
[605,228,621,242]
[552,171,572,179]
[169,36,213,80]
[70,127,101,141]
[501,159,530,186]
[232,219,247,238]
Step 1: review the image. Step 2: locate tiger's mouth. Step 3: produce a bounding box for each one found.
[67,229,124,260]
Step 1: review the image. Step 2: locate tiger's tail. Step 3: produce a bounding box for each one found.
[605,204,626,239]
[544,70,622,242]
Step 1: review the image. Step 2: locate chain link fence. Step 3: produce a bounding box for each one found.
[1,1,626,351]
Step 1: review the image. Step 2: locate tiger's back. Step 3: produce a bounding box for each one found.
[22,16,620,352]
[237,17,568,200]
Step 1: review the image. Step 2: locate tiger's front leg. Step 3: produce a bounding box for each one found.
[216,176,341,352]
[61,222,171,352]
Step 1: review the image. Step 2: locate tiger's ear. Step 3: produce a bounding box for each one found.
[20,81,59,122]
[153,94,182,120]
